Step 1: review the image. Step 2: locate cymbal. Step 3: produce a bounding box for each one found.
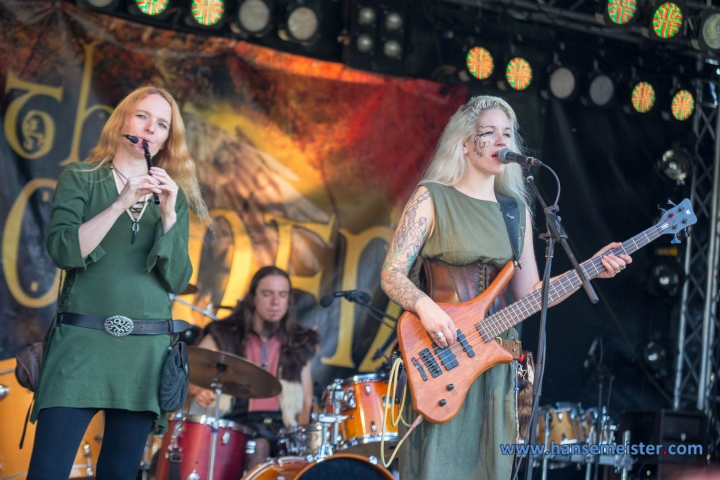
[180,284,198,295]
[187,347,282,399]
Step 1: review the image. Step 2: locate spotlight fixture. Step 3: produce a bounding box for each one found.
[657,145,693,185]
[641,340,668,376]
[548,66,577,101]
[134,0,170,16]
[187,0,226,28]
[77,0,120,9]
[356,33,374,53]
[232,0,273,35]
[631,81,656,113]
[588,73,616,107]
[358,6,376,25]
[384,11,403,31]
[642,0,687,41]
[466,47,494,80]
[383,40,402,59]
[596,0,639,27]
[692,8,720,50]
[286,5,319,42]
[645,260,684,297]
[505,57,533,91]
[670,89,695,121]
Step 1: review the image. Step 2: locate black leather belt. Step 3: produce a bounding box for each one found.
[58,312,191,338]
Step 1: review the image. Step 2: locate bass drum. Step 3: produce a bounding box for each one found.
[242,454,394,480]
[0,358,104,479]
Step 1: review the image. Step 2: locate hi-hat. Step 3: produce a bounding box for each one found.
[187,347,281,399]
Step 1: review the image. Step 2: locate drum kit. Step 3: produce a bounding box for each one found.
[149,344,397,480]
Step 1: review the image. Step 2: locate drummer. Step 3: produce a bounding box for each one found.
[188,266,319,469]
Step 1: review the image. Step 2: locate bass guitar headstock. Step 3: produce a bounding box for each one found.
[657,199,696,244]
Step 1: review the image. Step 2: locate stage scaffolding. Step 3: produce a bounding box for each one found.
[674,79,720,459]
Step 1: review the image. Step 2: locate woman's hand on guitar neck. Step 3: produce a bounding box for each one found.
[416,296,457,348]
[593,242,632,279]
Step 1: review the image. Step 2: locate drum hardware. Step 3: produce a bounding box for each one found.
[169,293,219,322]
[0,384,8,401]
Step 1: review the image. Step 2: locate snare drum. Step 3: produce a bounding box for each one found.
[537,403,584,446]
[155,414,254,480]
[277,423,330,456]
[581,408,616,445]
[324,374,398,458]
[241,453,394,480]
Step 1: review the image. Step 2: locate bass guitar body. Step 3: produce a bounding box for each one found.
[397,261,517,424]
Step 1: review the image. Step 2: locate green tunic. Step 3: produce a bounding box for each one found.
[400,182,525,480]
[32,162,192,433]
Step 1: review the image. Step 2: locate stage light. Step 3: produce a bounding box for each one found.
[588,73,616,106]
[236,0,272,34]
[77,0,120,10]
[383,40,402,59]
[548,66,577,100]
[596,0,638,27]
[287,6,319,42]
[671,89,695,121]
[135,0,169,15]
[642,1,687,40]
[86,0,115,6]
[385,12,403,31]
[505,57,533,91]
[631,81,656,113]
[190,0,225,27]
[466,47,494,80]
[657,146,692,185]
[356,33,374,53]
[641,340,668,375]
[645,261,683,297]
[692,9,720,50]
[358,6,376,25]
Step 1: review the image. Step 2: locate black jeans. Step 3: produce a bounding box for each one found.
[27,407,155,480]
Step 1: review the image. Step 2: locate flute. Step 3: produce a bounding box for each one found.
[123,134,161,205]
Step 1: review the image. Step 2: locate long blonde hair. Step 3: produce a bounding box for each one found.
[422,95,531,208]
[85,86,209,221]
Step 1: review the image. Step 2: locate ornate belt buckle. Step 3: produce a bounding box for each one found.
[104,315,134,337]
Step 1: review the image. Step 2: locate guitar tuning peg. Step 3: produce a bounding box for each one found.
[683,228,691,238]
[667,199,677,207]
[658,205,667,214]
[671,234,681,244]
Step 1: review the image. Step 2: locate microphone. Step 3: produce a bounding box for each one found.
[498,148,543,167]
[320,290,371,308]
[583,337,600,369]
[124,134,139,144]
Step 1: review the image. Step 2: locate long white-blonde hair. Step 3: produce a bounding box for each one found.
[422,95,531,208]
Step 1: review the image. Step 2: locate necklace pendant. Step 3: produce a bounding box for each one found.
[131,220,139,245]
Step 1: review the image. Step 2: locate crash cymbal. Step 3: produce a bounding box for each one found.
[180,284,198,295]
[187,347,281,399]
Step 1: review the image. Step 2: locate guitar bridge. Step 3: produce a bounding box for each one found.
[411,357,428,381]
[419,348,442,378]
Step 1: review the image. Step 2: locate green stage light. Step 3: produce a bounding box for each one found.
[671,90,695,121]
[466,47,494,80]
[135,0,168,15]
[191,0,225,26]
[631,81,656,113]
[607,0,637,25]
[651,2,684,39]
[693,9,720,50]
[505,58,533,91]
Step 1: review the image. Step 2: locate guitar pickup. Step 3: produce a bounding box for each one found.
[433,342,459,371]
[457,330,475,357]
[419,348,443,378]
[411,358,428,381]
[497,338,522,360]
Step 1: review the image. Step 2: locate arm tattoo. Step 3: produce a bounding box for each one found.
[381,189,431,311]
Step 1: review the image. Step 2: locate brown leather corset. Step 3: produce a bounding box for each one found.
[419,258,508,314]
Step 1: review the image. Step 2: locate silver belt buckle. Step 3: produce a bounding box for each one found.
[104,315,134,337]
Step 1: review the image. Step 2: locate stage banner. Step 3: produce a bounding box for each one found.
[0,1,466,388]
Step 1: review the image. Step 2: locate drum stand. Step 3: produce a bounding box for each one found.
[208,364,226,480]
[316,381,349,458]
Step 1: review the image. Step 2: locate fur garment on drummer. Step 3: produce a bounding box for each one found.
[517,351,535,440]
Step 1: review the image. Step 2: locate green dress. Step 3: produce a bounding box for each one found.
[399,182,525,480]
[31,162,192,433]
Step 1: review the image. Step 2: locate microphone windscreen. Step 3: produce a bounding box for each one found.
[498,148,512,164]
[319,295,335,308]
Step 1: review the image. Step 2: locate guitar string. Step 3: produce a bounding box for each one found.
[418,222,673,369]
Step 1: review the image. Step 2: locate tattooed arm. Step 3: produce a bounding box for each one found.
[381,186,458,347]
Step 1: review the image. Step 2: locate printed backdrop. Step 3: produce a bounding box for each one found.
[0,1,467,391]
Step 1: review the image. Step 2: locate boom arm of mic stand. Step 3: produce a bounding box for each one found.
[348,298,399,329]
[524,168,598,304]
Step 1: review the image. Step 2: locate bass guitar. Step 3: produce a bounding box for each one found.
[397,199,696,424]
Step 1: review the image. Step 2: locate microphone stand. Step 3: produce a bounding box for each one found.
[343,296,399,362]
[518,162,598,480]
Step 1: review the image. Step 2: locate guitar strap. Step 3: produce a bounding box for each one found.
[495,192,522,268]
